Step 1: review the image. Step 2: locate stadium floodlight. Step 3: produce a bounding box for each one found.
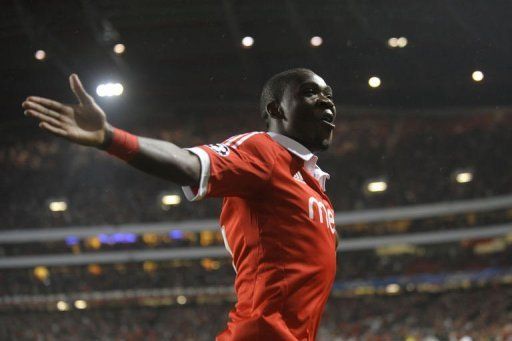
[387,37,398,48]
[472,70,484,82]
[74,300,87,309]
[241,36,254,48]
[388,37,407,48]
[385,283,400,294]
[454,170,473,184]
[57,301,70,311]
[366,180,388,193]
[34,50,46,61]
[310,36,323,47]
[397,37,408,48]
[368,76,381,88]
[177,295,187,305]
[113,43,126,54]
[161,194,181,206]
[96,83,124,97]
[49,200,68,212]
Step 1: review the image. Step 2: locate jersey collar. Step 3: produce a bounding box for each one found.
[266,132,330,191]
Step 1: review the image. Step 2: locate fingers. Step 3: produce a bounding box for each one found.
[23,99,70,138]
[69,74,93,105]
[22,100,63,119]
[23,96,66,113]
[39,122,69,137]
[24,109,64,128]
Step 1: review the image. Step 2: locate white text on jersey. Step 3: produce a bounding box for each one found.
[308,196,336,234]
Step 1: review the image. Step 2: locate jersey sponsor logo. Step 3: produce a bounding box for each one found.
[308,196,336,234]
[207,143,230,156]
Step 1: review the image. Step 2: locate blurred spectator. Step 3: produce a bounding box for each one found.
[3,207,511,257]
[1,285,511,340]
[1,240,510,296]
[3,108,512,230]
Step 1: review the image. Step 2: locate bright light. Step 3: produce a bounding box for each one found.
[385,283,400,294]
[310,36,323,47]
[177,295,187,305]
[113,43,126,54]
[49,201,67,212]
[34,266,49,281]
[161,194,181,206]
[96,83,124,97]
[74,300,87,309]
[35,50,46,61]
[56,301,70,311]
[387,37,398,48]
[472,70,484,82]
[388,37,407,48]
[455,171,473,183]
[367,180,387,193]
[397,37,408,48]
[241,36,254,48]
[368,76,381,88]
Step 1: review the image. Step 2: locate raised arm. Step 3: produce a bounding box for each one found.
[22,74,200,186]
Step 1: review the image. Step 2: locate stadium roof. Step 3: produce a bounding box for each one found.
[2,0,512,126]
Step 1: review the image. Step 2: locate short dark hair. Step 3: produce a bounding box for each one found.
[259,68,315,126]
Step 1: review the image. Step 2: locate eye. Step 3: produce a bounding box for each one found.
[304,88,316,96]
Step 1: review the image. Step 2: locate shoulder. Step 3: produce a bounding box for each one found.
[220,131,269,149]
[216,131,275,153]
[214,131,277,160]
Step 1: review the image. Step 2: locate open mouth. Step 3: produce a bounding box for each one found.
[321,110,335,127]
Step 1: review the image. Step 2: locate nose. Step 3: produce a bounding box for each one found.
[317,96,335,111]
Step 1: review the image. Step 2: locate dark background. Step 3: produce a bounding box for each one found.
[2,0,511,132]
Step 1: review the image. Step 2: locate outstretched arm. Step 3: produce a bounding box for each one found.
[22,74,200,186]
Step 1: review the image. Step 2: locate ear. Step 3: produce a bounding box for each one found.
[266,101,284,119]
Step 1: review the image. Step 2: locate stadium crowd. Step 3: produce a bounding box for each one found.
[2,207,511,260]
[2,285,511,340]
[2,107,512,230]
[3,107,512,339]
[2,240,510,296]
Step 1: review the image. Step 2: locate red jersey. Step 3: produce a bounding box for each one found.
[182,131,337,341]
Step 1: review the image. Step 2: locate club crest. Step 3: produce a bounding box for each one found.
[207,143,230,156]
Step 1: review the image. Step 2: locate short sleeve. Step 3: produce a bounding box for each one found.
[181,132,276,201]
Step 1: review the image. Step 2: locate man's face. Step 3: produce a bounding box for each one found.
[279,73,336,152]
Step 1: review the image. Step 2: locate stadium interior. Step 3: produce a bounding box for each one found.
[2,1,512,340]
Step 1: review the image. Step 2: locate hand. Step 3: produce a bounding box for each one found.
[22,74,109,148]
